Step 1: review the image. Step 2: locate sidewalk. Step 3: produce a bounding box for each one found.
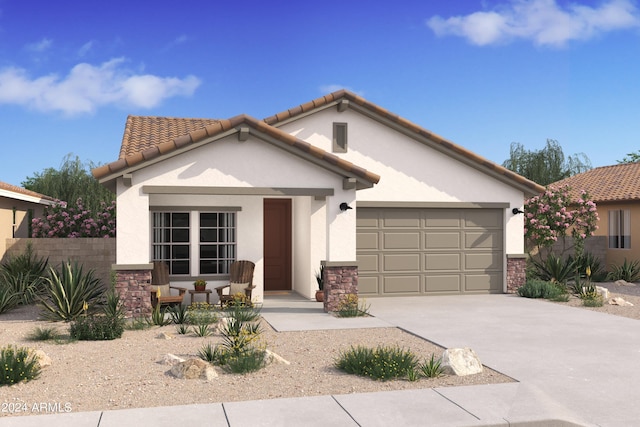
[4,293,635,426]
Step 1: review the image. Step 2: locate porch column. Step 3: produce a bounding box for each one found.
[506,254,527,293]
[113,264,153,318]
[322,261,358,313]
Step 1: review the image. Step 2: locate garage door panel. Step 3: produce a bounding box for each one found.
[383,232,420,250]
[357,232,379,250]
[358,254,379,273]
[465,273,502,292]
[425,253,460,271]
[358,276,380,294]
[357,208,504,296]
[383,276,421,293]
[425,232,460,249]
[465,231,502,249]
[425,275,461,293]
[383,254,420,271]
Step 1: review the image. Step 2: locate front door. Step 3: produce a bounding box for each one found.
[263,198,292,291]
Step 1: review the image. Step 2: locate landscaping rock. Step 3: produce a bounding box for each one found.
[156,332,173,340]
[264,349,290,365]
[596,286,610,300]
[609,297,634,307]
[170,358,217,381]
[28,349,51,369]
[157,354,185,365]
[615,280,634,287]
[441,348,483,376]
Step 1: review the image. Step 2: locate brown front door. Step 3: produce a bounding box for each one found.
[263,198,292,291]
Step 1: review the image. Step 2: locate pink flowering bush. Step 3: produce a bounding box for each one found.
[31,199,116,238]
[524,184,598,261]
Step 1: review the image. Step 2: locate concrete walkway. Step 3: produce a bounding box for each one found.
[2,294,637,426]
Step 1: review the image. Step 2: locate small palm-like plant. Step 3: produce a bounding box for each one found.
[39,261,104,322]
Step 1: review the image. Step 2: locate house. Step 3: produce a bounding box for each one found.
[552,163,640,269]
[0,181,55,260]
[92,90,544,312]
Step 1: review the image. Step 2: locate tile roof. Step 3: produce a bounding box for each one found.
[93,90,544,195]
[0,181,54,202]
[93,114,381,185]
[553,163,640,203]
[264,90,545,196]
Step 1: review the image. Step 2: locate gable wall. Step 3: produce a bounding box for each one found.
[279,107,527,254]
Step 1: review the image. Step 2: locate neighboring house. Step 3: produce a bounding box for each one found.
[0,181,55,260]
[552,163,640,269]
[93,90,543,306]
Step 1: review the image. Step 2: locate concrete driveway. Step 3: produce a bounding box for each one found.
[367,294,640,426]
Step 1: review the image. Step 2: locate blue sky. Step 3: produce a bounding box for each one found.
[1,0,639,187]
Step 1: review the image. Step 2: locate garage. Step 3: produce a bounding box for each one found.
[356,207,504,296]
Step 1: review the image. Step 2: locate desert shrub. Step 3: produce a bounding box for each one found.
[222,303,261,322]
[529,253,575,284]
[0,244,48,305]
[187,302,218,325]
[335,294,370,318]
[0,345,41,386]
[192,323,212,337]
[570,252,607,282]
[168,304,189,324]
[517,279,566,299]
[607,259,640,282]
[27,326,61,341]
[126,316,153,330]
[102,289,125,322]
[225,348,266,374]
[175,324,189,334]
[39,261,104,321]
[70,315,124,340]
[150,304,172,326]
[0,286,20,314]
[197,342,221,364]
[335,345,418,381]
[582,294,604,307]
[420,354,444,378]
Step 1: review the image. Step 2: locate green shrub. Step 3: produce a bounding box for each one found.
[0,243,48,305]
[335,345,418,381]
[420,354,444,378]
[222,304,261,322]
[39,261,104,321]
[0,286,20,314]
[582,294,604,307]
[125,316,153,330]
[335,294,370,318]
[225,348,266,374]
[571,252,607,282]
[197,342,222,364]
[187,302,218,325]
[607,259,640,282]
[70,315,124,340]
[150,304,172,326]
[168,304,189,324]
[102,289,125,322]
[517,279,566,299]
[529,253,575,284]
[192,323,212,337]
[0,345,41,386]
[176,324,189,334]
[27,326,61,341]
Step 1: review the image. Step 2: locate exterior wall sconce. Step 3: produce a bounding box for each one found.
[512,208,524,215]
[340,203,353,211]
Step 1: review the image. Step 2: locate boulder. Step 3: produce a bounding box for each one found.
[157,354,185,365]
[596,286,609,300]
[441,348,483,376]
[28,349,51,369]
[264,349,290,365]
[170,358,217,381]
[156,332,174,340]
[615,280,634,287]
[609,297,634,307]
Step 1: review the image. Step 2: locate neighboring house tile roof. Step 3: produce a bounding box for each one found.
[93,90,544,195]
[553,163,640,203]
[0,181,55,203]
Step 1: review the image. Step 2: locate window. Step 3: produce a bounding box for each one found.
[333,122,348,153]
[608,209,630,249]
[152,211,236,276]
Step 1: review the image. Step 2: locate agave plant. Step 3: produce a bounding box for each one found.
[39,261,105,322]
[529,253,575,284]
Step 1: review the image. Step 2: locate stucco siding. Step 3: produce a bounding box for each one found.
[592,202,640,269]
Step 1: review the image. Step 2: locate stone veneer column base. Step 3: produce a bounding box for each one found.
[322,261,358,313]
[507,255,527,293]
[113,264,153,318]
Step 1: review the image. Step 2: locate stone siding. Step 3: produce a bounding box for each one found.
[322,262,358,312]
[507,256,527,293]
[114,269,152,318]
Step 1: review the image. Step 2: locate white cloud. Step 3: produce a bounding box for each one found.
[26,37,53,52]
[0,58,201,115]
[77,41,95,57]
[427,0,640,47]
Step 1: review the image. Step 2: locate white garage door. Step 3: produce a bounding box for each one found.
[357,208,504,296]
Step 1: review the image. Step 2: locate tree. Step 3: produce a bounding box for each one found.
[618,151,640,163]
[502,139,592,186]
[22,154,114,213]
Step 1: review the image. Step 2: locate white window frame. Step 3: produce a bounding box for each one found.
[608,209,630,249]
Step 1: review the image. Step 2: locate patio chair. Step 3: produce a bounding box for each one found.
[150,261,187,308]
[215,260,255,306]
